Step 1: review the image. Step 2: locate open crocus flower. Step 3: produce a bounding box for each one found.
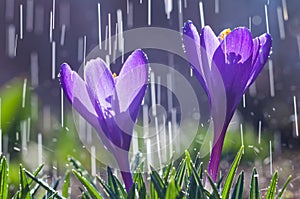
[182,20,272,181]
[59,49,149,192]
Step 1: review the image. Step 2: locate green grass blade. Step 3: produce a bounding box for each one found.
[150,181,158,199]
[276,175,292,199]
[133,172,147,199]
[127,183,136,199]
[249,168,260,199]
[175,159,187,188]
[73,170,103,199]
[62,170,71,198]
[150,168,166,198]
[0,156,8,199]
[185,150,192,177]
[222,145,244,199]
[165,176,183,199]
[107,167,126,198]
[163,161,173,184]
[266,171,278,199]
[188,162,205,198]
[28,163,44,185]
[19,165,32,199]
[25,169,65,199]
[231,171,244,199]
[206,172,221,199]
[96,175,119,199]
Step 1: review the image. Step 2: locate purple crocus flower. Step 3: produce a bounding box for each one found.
[182,20,272,181]
[59,49,149,192]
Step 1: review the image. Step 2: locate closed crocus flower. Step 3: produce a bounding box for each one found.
[182,20,272,182]
[59,49,149,192]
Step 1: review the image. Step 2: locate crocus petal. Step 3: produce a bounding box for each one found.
[182,21,209,94]
[115,49,148,115]
[59,63,100,130]
[200,25,220,67]
[246,33,272,88]
[212,27,253,113]
[84,58,115,109]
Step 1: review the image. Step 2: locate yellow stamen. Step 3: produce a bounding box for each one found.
[218,28,231,40]
[112,73,117,78]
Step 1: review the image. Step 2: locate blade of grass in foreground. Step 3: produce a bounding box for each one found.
[266,171,278,199]
[73,169,103,199]
[250,168,260,199]
[0,156,8,199]
[276,175,292,199]
[222,145,244,199]
[231,171,244,199]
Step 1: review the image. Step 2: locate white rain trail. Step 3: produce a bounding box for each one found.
[112,23,118,64]
[27,117,31,142]
[22,78,27,108]
[184,0,187,8]
[171,108,177,150]
[162,116,167,162]
[49,11,53,42]
[132,131,138,157]
[178,0,183,32]
[98,3,102,49]
[150,72,157,116]
[14,34,18,57]
[104,25,108,51]
[52,41,56,79]
[61,88,64,127]
[167,73,173,111]
[168,121,173,158]
[157,76,161,104]
[52,0,56,29]
[108,13,112,55]
[127,2,133,28]
[249,17,252,31]
[26,0,34,32]
[296,35,300,58]
[60,24,66,46]
[78,37,83,62]
[38,133,42,166]
[155,117,162,167]
[30,52,39,87]
[242,94,246,108]
[269,140,272,175]
[282,0,288,21]
[126,0,129,14]
[268,59,275,97]
[91,146,96,176]
[293,96,299,137]
[199,1,205,29]
[7,25,16,58]
[165,0,173,19]
[83,35,87,66]
[277,7,285,40]
[264,5,270,34]
[20,4,23,39]
[240,123,244,154]
[148,0,151,26]
[117,9,124,53]
[43,106,51,131]
[215,0,219,14]
[21,120,27,154]
[258,120,262,144]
